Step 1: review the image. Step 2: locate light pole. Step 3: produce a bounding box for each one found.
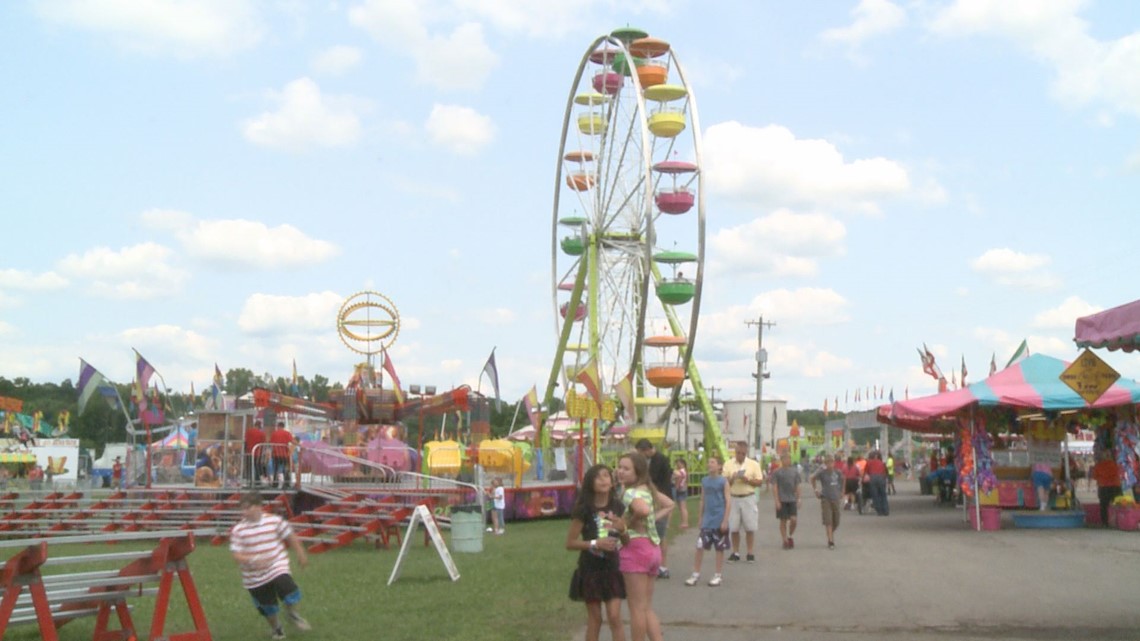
[746,317,774,453]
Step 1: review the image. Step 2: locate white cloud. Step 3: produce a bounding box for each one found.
[238,291,346,335]
[702,121,916,214]
[474,308,516,325]
[57,243,189,300]
[310,45,363,76]
[34,0,264,58]
[820,0,906,62]
[349,1,499,91]
[708,210,846,278]
[142,211,339,269]
[1032,296,1100,329]
[970,247,1060,290]
[424,104,495,155]
[0,269,69,291]
[119,324,219,362]
[929,0,1140,118]
[0,321,14,336]
[242,78,367,151]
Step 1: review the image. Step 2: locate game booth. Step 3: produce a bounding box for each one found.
[878,353,1140,530]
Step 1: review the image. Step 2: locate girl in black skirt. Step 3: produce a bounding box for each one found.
[566,463,629,641]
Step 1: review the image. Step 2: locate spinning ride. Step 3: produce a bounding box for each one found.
[545,28,725,461]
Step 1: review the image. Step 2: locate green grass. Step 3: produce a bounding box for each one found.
[4,518,586,641]
[6,498,703,641]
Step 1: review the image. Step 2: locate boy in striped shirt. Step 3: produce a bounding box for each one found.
[231,492,311,639]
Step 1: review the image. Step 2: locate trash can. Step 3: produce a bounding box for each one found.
[450,505,484,553]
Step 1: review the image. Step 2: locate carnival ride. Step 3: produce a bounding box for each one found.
[250,290,532,485]
[545,27,726,461]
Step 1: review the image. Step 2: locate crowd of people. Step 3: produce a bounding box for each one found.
[565,440,887,641]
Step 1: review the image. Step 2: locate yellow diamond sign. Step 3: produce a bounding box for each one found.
[1059,349,1120,405]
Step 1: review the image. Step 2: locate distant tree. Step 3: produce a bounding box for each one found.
[224,368,256,398]
[311,374,331,402]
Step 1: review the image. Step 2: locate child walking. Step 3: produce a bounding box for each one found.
[685,455,730,587]
[230,492,311,640]
[616,451,674,641]
[566,464,628,641]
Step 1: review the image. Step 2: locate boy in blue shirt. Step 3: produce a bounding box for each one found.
[685,455,731,587]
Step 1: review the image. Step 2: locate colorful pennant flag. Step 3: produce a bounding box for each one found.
[382,348,404,403]
[133,349,158,412]
[614,372,634,422]
[523,386,541,431]
[575,356,603,408]
[481,349,501,409]
[919,344,939,380]
[1005,339,1029,369]
[77,358,120,414]
[211,364,224,409]
[961,355,968,387]
[989,352,997,377]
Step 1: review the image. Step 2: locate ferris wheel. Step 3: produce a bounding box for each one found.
[544,27,724,459]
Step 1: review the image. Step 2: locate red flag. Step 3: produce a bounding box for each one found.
[382,348,404,403]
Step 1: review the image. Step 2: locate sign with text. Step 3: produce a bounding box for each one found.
[1059,349,1120,405]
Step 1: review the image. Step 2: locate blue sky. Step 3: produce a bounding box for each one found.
[2,0,1139,412]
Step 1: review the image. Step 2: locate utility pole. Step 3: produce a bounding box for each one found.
[745,317,774,453]
[700,386,720,450]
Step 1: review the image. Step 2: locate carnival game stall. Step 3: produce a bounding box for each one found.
[1075,300,1140,526]
[879,353,1140,530]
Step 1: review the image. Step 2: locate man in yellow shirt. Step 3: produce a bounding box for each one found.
[721,441,764,562]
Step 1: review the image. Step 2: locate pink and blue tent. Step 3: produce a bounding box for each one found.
[1075,299,1140,353]
[878,353,1140,432]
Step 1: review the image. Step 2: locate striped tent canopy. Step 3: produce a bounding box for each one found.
[0,452,36,463]
[878,353,1140,432]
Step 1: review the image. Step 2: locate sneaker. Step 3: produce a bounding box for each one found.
[782,540,790,550]
[271,627,286,640]
[684,573,700,586]
[746,553,756,563]
[486,527,494,532]
[708,574,722,587]
[657,567,670,579]
[728,552,741,562]
[828,541,835,550]
[788,537,794,549]
[287,612,311,631]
